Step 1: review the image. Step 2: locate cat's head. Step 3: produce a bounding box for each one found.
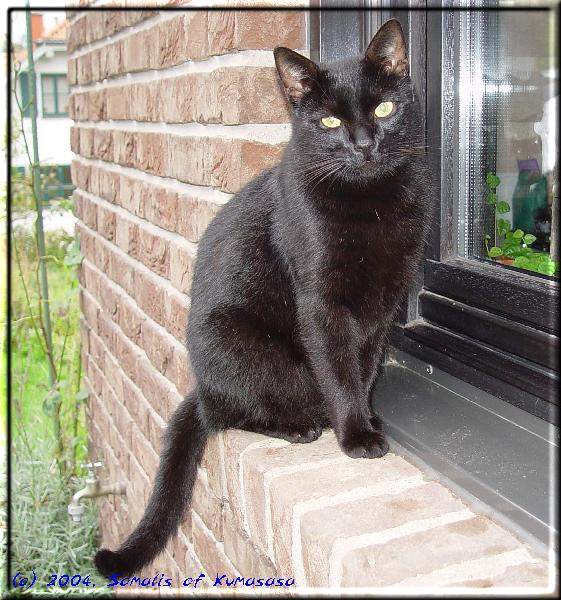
[274,19,423,185]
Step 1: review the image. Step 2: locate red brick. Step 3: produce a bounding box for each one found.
[97,307,117,348]
[240,140,285,189]
[106,86,130,121]
[83,261,100,297]
[166,135,207,186]
[130,429,159,480]
[122,29,155,73]
[145,404,166,456]
[94,129,113,161]
[163,287,190,342]
[108,248,135,297]
[104,353,124,404]
[138,226,170,278]
[136,355,179,420]
[76,54,92,85]
[192,473,224,542]
[157,14,187,69]
[176,194,223,243]
[168,344,194,396]
[97,202,116,241]
[93,234,110,273]
[207,11,235,55]
[182,11,208,61]
[158,76,195,123]
[191,512,238,579]
[137,132,166,176]
[140,318,175,377]
[169,239,196,295]
[201,433,224,500]
[88,166,100,197]
[105,42,123,78]
[236,12,305,50]
[90,49,101,83]
[99,168,120,203]
[238,68,290,124]
[79,127,94,158]
[114,327,144,383]
[134,267,165,326]
[112,130,137,167]
[80,194,97,230]
[223,509,277,577]
[67,58,77,86]
[102,10,126,37]
[70,126,80,154]
[145,186,179,234]
[71,160,90,190]
[118,175,145,219]
[117,294,145,346]
[90,90,106,121]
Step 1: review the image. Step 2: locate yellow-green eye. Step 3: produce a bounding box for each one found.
[373,101,394,118]
[321,116,341,128]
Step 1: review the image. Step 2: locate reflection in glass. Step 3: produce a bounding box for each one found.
[444,8,558,278]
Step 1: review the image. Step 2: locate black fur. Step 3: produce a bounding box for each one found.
[94,19,433,578]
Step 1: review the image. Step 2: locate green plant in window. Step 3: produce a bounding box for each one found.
[484,172,558,277]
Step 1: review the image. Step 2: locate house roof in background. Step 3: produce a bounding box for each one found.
[40,18,68,43]
[18,18,68,71]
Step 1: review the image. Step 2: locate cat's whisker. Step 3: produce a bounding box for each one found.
[292,160,344,179]
[306,162,347,194]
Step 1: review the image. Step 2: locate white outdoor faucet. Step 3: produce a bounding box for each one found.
[68,462,126,523]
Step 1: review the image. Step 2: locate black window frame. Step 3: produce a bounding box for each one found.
[311,1,559,423]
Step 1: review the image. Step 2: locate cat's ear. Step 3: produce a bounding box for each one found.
[274,47,318,104]
[365,19,409,77]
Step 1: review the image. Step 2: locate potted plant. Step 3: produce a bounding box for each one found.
[484,172,558,277]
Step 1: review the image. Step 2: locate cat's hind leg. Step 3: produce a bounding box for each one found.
[192,305,330,444]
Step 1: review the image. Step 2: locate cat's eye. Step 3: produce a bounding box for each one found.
[373,101,395,118]
[321,116,341,128]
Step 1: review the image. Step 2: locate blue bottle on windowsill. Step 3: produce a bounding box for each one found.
[512,159,549,252]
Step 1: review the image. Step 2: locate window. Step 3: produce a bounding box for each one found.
[312,2,559,422]
[41,74,68,117]
[312,1,558,546]
[417,6,558,420]
[444,10,558,279]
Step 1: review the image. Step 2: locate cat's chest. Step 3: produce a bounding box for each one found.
[323,216,410,271]
[313,215,420,310]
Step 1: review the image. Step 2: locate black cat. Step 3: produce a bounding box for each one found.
[94,19,433,578]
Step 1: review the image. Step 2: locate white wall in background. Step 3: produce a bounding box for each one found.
[12,50,72,168]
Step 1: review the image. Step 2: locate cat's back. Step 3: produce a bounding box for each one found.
[189,166,286,310]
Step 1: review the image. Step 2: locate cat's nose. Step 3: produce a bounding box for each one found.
[355,142,373,157]
[354,141,376,161]
[352,128,376,160]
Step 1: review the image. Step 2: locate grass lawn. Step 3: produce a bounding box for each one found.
[1,227,7,595]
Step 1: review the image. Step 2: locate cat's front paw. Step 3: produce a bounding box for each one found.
[340,427,389,459]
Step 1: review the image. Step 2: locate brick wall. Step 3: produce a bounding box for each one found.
[69,6,551,593]
[68,3,314,589]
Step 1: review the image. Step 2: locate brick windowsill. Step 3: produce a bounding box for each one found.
[117,428,552,592]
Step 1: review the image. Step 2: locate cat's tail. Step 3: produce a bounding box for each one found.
[94,390,208,578]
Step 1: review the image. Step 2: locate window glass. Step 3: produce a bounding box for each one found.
[41,74,68,116]
[56,76,69,114]
[443,8,558,278]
